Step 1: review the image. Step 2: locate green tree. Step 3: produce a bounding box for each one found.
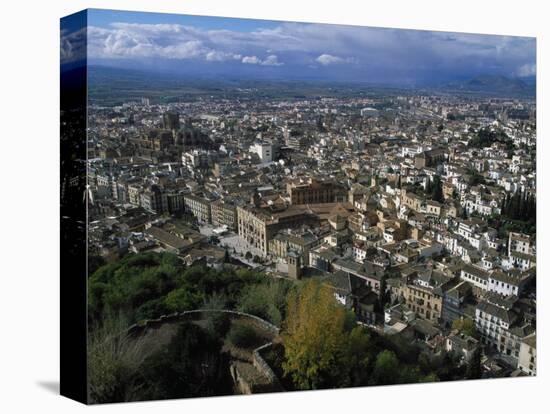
[452,318,477,338]
[88,252,183,325]
[203,294,231,337]
[452,188,459,200]
[227,324,258,348]
[237,280,291,326]
[164,286,202,312]
[466,347,483,380]
[343,326,373,386]
[223,249,231,263]
[419,372,440,383]
[371,350,400,385]
[468,127,510,149]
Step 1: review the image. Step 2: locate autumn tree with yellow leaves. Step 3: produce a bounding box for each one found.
[281,279,370,389]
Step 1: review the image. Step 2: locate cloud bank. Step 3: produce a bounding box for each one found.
[63,12,536,84]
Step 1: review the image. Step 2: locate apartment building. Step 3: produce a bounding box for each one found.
[183,194,211,223]
[211,199,237,230]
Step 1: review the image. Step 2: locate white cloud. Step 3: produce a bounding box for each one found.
[516,63,536,77]
[261,55,284,66]
[206,51,242,61]
[316,54,344,65]
[241,55,283,66]
[60,27,86,64]
[88,25,208,59]
[242,55,261,65]
[84,20,535,80]
[316,54,355,65]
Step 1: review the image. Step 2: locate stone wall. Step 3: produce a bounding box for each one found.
[252,342,281,386]
[127,309,280,336]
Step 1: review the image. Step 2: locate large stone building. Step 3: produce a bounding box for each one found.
[144,221,205,254]
[149,129,174,151]
[400,282,443,322]
[140,185,167,214]
[268,229,326,266]
[165,189,185,214]
[183,194,212,223]
[414,148,447,169]
[287,178,341,205]
[211,199,238,230]
[162,111,180,131]
[391,268,456,323]
[237,205,318,255]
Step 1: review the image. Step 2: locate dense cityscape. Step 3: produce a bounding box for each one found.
[58,9,538,404]
[84,77,536,400]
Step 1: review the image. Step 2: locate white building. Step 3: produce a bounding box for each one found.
[182,150,208,168]
[460,263,489,292]
[487,270,521,297]
[517,334,536,376]
[250,142,273,163]
[508,232,533,256]
[475,299,533,361]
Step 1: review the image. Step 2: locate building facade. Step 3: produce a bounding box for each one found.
[517,334,536,376]
[211,199,238,230]
[287,178,337,205]
[183,194,212,223]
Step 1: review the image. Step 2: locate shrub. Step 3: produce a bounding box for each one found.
[207,312,231,338]
[237,280,292,326]
[88,315,156,403]
[228,324,258,348]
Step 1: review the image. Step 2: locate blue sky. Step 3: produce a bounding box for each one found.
[61,8,536,85]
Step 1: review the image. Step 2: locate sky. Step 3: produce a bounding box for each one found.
[61,8,536,86]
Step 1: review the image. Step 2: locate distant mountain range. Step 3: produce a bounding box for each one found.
[86,65,535,100]
[442,75,535,97]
